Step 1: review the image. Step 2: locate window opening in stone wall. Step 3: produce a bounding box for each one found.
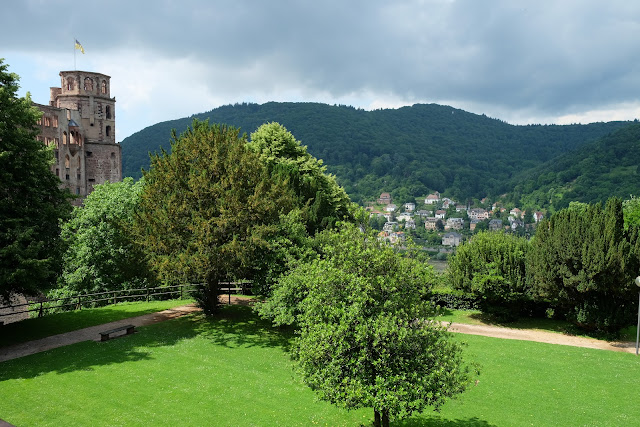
[37,117,42,125]
[66,77,75,91]
[106,105,111,119]
[65,154,70,169]
[76,188,80,195]
[106,125,111,137]
[84,78,93,92]
[77,157,81,168]
[63,131,68,145]
[88,178,95,182]
[56,168,59,177]
[101,80,107,94]
[44,117,51,127]
[53,117,58,127]
[111,152,115,158]
[54,151,59,162]
[66,174,70,180]
[86,151,92,157]
[54,137,59,148]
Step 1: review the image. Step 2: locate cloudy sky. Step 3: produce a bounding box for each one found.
[3,0,640,140]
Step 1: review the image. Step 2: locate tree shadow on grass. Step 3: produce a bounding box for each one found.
[193,304,295,351]
[0,304,292,382]
[393,415,496,427]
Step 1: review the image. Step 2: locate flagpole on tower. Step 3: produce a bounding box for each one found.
[74,37,77,70]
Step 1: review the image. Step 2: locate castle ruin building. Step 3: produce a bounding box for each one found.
[34,70,122,204]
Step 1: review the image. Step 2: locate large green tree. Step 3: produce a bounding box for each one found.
[60,177,152,294]
[133,120,295,313]
[260,225,473,426]
[0,59,71,299]
[448,231,531,320]
[247,122,353,234]
[528,198,640,332]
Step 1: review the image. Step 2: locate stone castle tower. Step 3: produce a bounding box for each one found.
[35,70,122,204]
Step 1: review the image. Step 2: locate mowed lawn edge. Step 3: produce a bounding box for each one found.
[1,305,637,426]
[0,298,195,348]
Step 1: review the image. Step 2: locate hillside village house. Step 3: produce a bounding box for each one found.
[489,219,503,231]
[378,192,392,205]
[403,202,416,211]
[442,232,462,246]
[425,192,440,204]
[435,210,446,219]
[396,212,413,222]
[510,208,523,218]
[385,204,397,212]
[442,198,456,209]
[425,217,438,230]
[534,211,544,223]
[468,208,489,220]
[445,217,464,230]
[404,219,416,229]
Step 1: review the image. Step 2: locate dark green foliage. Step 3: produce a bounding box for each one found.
[121,102,628,204]
[260,225,473,426]
[132,120,295,313]
[60,178,153,294]
[0,59,72,298]
[528,198,639,332]
[448,232,531,320]
[429,287,480,310]
[513,123,640,211]
[247,122,353,234]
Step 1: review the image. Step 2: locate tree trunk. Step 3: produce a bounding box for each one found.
[382,410,390,427]
[374,410,381,427]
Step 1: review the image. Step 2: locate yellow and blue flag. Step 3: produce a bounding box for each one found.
[75,39,85,54]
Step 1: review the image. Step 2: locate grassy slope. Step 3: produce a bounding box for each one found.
[1,305,637,426]
[0,299,194,348]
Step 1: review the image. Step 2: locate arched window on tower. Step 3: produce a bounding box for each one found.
[106,105,111,119]
[66,77,75,91]
[65,154,70,169]
[62,131,68,145]
[84,77,93,92]
[101,80,107,94]
[106,125,111,137]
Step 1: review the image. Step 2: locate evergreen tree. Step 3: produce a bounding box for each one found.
[528,198,638,332]
[0,59,71,299]
[132,120,295,313]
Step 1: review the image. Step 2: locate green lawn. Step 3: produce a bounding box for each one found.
[1,305,638,426]
[0,298,194,348]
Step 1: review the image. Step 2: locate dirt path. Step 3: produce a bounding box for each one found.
[445,322,636,353]
[0,297,636,363]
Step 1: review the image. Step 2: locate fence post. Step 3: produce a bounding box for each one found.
[114,292,117,305]
[38,301,43,318]
[146,287,150,302]
[78,295,81,310]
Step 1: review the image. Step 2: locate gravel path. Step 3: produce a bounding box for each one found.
[0,298,636,364]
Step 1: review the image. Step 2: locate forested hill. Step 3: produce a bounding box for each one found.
[509,122,640,212]
[121,102,629,203]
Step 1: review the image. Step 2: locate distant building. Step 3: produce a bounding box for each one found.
[34,70,122,205]
[425,192,441,204]
[378,192,392,205]
[442,232,462,247]
[445,217,464,230]
[403,202,416,212]
[489,219,503,231]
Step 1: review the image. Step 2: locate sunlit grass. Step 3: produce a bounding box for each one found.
[0,298,194,348]
[1,305,637,426]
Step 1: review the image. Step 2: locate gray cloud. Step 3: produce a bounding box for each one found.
[3,0,640,130]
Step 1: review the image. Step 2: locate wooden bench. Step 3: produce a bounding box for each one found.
[100,324,136,341]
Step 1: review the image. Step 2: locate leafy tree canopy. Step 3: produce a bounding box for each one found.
[61,177,152,294]
[247,122,353,234]
[0,59,71,299]
[260,224,473,426]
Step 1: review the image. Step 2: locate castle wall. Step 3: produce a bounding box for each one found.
[35,70,122,204]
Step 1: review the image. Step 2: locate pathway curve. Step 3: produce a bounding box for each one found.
[445,322,636,354]
[0,298,636,363]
